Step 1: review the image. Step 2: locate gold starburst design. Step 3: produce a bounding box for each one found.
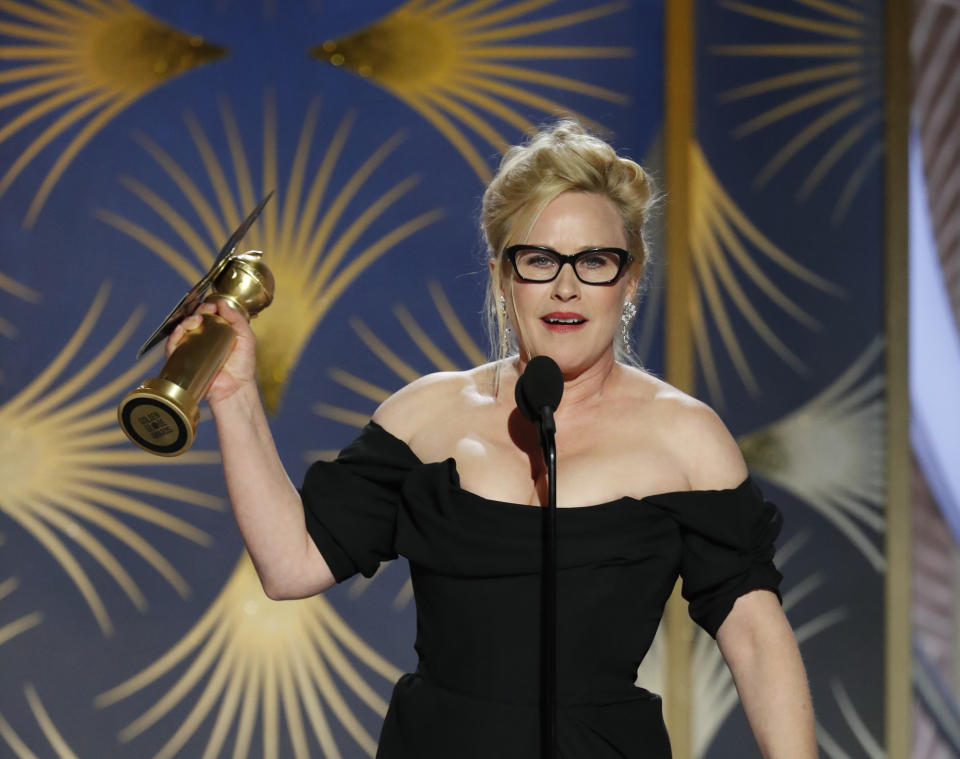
[737,336,885,571]
[0,683,81,758]
[711,1,883,221]
[0,574,42,648]
[0,0,225,226]
[97,553,403,759]
[99,94,442,414]
[0,283,220,636]
[314,280,484,436]
[312,0,632,181]
[0,270,40,341]
[689,141,844,404]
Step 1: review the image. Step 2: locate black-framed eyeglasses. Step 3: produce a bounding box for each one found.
[503,245,632,285]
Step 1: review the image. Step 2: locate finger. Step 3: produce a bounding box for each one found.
[216,298,247,324]
[217,301,256,341]
[165,325,184,358]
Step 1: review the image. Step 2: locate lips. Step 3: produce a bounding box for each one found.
[541,312,587,331]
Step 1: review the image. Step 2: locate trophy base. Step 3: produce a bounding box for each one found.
[118,379,199,456]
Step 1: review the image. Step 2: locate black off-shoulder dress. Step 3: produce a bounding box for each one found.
[300,422,783,759]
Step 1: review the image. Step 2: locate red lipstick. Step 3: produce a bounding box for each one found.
[541,312,588,332]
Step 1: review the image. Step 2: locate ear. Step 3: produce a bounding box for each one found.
[626,254,646,296]
[490,256,509,296]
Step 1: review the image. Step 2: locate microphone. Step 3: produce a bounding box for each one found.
[515,355,563,430]
[516,354,564,759]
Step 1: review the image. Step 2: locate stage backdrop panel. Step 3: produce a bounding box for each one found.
[0,1,895,757]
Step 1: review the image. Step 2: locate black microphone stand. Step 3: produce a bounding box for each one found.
[537,405,558,759]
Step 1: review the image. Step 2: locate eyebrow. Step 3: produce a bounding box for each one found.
[517,244,627,253]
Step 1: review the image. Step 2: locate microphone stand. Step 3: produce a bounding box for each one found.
[537,405,557,759]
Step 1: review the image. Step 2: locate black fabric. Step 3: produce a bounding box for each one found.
[301,421,783,759]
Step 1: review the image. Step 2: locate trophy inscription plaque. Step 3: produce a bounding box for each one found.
[118,194,274,456]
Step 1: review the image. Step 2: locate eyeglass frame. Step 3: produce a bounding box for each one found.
[502,244,634,285]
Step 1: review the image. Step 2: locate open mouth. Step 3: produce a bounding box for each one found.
[541,313,587,328]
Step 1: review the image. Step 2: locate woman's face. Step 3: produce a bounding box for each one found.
[498,191,637,376]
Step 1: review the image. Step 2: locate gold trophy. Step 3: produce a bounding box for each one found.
[118,193,274,456]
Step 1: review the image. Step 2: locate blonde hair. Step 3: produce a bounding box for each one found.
[481,119,657,365]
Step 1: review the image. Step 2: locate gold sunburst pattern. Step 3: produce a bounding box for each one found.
[0,0,225,226]
[312,0,632,181]
[0,683,81,759]
[689,141,844,404]
[0,270,40,341]
[711,1,883,221]
[99,94,443,414]
[0,283,221,636]
[737,336,885,571]
[315,280,485,435]
[0,573,42,649]
[97,553,403,759]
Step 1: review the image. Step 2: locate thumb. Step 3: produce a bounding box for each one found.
[217,298,248,324]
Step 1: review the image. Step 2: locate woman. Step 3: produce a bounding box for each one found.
[170,121,816,757]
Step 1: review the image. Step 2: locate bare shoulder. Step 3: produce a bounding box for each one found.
[371,363,498,443]
[617,366,748,491]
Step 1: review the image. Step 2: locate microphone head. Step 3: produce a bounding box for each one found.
[515,355,563,422]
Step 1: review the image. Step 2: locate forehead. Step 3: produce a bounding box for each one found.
[523,191,626,250]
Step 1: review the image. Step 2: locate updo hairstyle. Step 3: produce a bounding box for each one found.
[481,119,656,363]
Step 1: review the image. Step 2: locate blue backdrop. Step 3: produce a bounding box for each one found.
[0,1,887,757]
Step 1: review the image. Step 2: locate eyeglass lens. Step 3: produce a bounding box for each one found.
[513,248,623,283]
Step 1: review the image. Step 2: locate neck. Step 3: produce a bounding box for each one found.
[509,348,618,413]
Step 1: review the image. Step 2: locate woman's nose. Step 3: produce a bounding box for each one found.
[551,263,580,300]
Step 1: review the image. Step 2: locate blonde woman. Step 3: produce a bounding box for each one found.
[171,121,815,758]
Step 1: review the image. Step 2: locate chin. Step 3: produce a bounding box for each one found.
[526,346,608,378]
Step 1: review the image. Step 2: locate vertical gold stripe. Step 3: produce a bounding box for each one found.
[664,1,695,757]
[884,0,911,754]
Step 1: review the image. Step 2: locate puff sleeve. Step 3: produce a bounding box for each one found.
[300,422,420,582]
[661,477,784,638]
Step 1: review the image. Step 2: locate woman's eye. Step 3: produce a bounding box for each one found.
[582,255,611,268]
[525,255,555,267]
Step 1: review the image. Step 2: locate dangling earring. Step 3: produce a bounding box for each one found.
[500,295,512,355]
[621,300,637,345]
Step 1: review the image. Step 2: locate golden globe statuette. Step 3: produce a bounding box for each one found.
[118,250,274,456]
[118,192,275,456]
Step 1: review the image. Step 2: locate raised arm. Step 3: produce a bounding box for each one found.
[169,299,334,599]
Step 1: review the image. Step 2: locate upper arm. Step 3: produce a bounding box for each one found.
[668,398,748,490]
[715,589,790,661]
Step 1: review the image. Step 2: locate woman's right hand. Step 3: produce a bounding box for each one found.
[165,298,258,407]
